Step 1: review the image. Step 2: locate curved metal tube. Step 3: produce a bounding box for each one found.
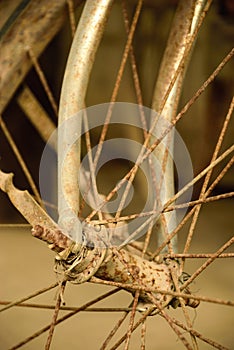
[151,0,208,252]
[58,0,113,240]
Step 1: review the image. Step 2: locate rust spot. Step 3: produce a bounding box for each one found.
[156,267,164,272]
[130,265,140,275]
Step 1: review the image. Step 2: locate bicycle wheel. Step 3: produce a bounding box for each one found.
[0,1,233,349]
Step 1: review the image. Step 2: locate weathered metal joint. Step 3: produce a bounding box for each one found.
[54,224,108,284]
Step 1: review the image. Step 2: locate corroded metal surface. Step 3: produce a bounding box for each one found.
[55,245,107,284]
[96,250,182,306]
[151,0,207,251]
[0,168,198,311]
[0,0,82,114]
[58,0,114,240]
[0,170,58,230]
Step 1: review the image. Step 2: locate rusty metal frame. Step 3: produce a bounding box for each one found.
[151,0,208,252]
[57,0,114,241]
